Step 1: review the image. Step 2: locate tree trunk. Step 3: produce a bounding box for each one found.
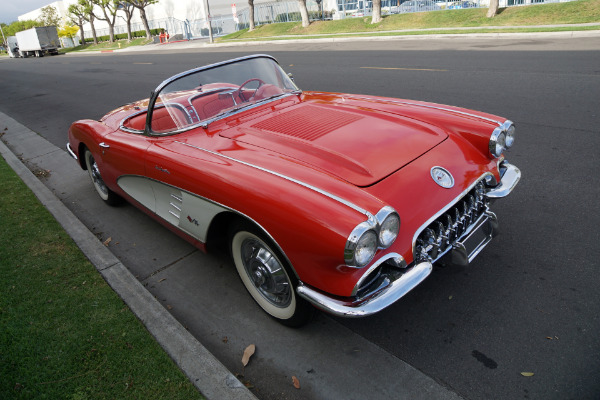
[100,8,116,43]
[371,0,382,23]
[248,0,255,31]
[78,22,85,44]
[108,24,115,42]
[90,16,98,45]
[138,7,152,39]
[487,0,499,17]
[298,0,310,28]
[126,15,133,41]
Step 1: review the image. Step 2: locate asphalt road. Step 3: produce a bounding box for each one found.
[1,36,599,399]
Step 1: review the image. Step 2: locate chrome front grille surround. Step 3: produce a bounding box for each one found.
[414,180,489,264]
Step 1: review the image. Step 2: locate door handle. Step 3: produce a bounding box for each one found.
[99,142,110,149]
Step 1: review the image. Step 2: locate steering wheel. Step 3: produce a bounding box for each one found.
[237,78,265,102]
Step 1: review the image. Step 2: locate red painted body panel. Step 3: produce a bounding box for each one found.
[69,89,508,298]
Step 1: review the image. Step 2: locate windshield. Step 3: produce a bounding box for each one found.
[150,56,298,134]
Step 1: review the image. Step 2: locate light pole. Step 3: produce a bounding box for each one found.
[0,24,7,49]
[203,0,213,44]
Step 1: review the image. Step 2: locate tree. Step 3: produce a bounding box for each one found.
[2,20,38,37]
[371,0,382,24]
[118,1,135,41]
[68,3,87,44]
[58,24,80,45]
[298,0,310,28]
[77,0,98,44]
[38,5,62,26]
[91,0,119,43]
[126,0,159,40]
[487,0,500,17]
[248,0,255,31]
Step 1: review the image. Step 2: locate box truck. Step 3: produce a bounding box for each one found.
[15,26,60,57]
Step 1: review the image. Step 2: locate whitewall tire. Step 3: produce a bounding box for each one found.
[229,224,313,326]
[84,148,122,206]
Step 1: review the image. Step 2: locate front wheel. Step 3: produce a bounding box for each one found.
[229,224,314,327]
[84,148,122,206]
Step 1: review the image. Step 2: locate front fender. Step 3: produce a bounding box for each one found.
[68,119,117,170]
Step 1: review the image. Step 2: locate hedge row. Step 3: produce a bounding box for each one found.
[84,28,162,43]
[274,11,334,22]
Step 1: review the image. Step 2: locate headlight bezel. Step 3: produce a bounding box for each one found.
[505,123,515,149]
[375,206,400,249]
[489,120,515,158]
[345,206,400,268]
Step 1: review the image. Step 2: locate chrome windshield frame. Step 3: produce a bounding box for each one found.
[144,54,300,137]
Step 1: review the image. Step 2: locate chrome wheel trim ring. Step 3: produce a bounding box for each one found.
[85,151,109,200]
[240,236,292,308]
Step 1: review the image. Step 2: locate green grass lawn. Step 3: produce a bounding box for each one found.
[60,37,152,53]
[220,0,600,40]
[0,155,203,399]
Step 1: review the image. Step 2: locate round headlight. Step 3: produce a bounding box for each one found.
[505,124,515,148]
[379,213,400,248]
[354,230,378,267]
[489,128,506,158]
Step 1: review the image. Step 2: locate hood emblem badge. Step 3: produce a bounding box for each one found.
[431,167,454,189]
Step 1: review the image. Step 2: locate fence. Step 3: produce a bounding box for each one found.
[84,0,581,40]
[333,0,578,17]
[85,17,190,40]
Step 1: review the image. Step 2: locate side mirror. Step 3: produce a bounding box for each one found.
[288,73,295,82]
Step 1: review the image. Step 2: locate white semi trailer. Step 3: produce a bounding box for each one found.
[14,26,60,58]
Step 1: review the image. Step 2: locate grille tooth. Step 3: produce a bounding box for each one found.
[443,214,454,244]
[415,181,490,264]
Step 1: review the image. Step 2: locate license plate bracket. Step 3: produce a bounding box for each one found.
[445,213,498,266]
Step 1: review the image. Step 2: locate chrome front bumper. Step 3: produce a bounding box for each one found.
[297,259,432,317]
[486,162,520,199]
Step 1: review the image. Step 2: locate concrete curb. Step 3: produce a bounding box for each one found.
[0,112,258,400]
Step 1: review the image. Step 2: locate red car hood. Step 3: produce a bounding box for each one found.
[220,101,448,187]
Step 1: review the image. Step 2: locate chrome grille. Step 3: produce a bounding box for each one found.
[415,181,488,264]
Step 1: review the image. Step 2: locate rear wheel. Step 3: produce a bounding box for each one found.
[229,223,314,327]
[84,148,122,206]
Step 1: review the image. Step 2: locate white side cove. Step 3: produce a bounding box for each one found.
[117,176,226,243]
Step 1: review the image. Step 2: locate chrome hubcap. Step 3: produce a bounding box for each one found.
[88,154,108,195]
[241,238,291,308]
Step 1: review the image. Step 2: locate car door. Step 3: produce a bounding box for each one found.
[139,134,227,244]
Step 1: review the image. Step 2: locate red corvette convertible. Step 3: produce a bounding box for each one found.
[68,55,520,326]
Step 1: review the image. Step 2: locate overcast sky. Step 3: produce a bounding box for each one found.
[1,0,53,24]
